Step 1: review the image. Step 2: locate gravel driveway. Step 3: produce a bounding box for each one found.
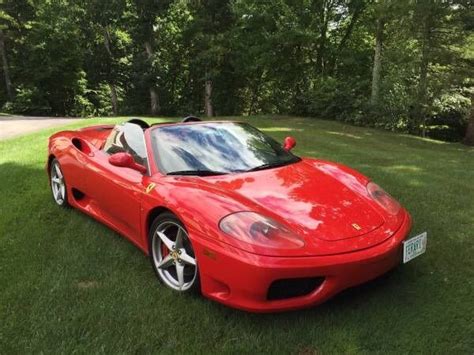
[0,115,84,140]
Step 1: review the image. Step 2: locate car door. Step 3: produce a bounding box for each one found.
[86,123,149,241]
[57,137,90,194]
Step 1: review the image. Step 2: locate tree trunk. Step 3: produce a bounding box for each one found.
[103,27,113,57]
[149,88,159,116]
[370,18,384,106]
[144,40,153,58]
[463,93,474,146]
[316,1,331,75]
[417,56,429,137]
[145,40,160,115]
[109,83,118,116]
[102,28,118,116]
[0,29,14,101]
[249,75,262,115]
[415,17,432,137]
[204,79,213,117]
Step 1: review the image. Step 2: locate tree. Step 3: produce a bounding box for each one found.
[0,0,35,102]
[410,0,467,137]
[130,0,172,116]
[315,0,336,75]
[370,16,384,106]
[0,28,12,101]
[463,93,474,146]
[78,0,129,116]
[0,0,90,115]
[412,0,437,136]
[185,0,234,117]
[369,0,395,107]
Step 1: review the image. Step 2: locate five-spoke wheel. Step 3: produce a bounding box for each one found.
[150,213,199,292]
[50,159,68,207]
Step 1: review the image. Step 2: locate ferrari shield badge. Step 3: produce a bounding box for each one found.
[145,183,156,194]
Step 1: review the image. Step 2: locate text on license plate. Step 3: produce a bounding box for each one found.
[403,232,427,263]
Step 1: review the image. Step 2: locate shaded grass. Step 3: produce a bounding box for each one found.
[0,116,473,353]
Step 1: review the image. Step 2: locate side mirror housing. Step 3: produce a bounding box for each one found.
[109,152,147,174]
[283,136,296,151]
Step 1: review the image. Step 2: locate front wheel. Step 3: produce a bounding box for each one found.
[149,213,199,293]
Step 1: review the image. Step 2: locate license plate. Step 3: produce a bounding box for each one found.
[403,232,427,263]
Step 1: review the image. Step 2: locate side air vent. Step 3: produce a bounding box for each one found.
[71,188,85,201]
[72,138,91,154]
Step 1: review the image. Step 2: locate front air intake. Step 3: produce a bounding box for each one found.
[267,277,325,300]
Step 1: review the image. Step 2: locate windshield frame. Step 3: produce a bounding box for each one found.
[149,121,300,176]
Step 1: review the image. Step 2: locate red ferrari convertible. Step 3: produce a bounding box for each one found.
[47,117,426,312]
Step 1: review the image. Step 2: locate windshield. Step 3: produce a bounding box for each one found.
[150,122,300,175]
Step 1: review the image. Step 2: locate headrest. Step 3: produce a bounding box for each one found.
[182,116,202,123]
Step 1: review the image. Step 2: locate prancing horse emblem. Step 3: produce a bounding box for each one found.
[145,183,156,194]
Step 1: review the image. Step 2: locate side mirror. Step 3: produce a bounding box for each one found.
[283,136,296,151]
[109,152,147,174]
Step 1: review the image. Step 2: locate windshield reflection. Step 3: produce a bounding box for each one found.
[151,122,299,174]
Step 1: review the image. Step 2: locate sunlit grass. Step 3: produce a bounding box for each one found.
[325,131,363,139]
[260,127,303,133]
[0,116,473,353]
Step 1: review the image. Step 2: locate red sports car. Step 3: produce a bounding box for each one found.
[47,117,427,312]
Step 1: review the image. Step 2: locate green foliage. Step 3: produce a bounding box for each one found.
[0,0,471,139]
[2,85,51,115]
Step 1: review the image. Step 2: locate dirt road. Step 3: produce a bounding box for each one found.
[0,115,84,140]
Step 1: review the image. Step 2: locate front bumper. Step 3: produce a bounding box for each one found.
[193,213,412,312]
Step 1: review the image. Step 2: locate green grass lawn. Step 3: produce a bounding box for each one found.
[1,116,473,353]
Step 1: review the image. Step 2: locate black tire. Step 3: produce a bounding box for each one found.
[148,212,200,294]
[50,158,69,207]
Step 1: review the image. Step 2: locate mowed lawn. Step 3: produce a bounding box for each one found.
[0,116,473,353]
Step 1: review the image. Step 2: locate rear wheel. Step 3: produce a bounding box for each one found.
[50,159,69,207]
[149,213,199,293]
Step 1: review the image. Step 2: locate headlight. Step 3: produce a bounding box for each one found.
[367,182,401,215]
[219,212,304,249]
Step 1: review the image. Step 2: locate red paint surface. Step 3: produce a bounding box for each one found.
[47,122,412,312]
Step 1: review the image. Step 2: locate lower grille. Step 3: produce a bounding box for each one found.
[267,277,325,301]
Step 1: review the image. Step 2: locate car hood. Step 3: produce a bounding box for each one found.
[158,158,405,256]
[207,159,384,242]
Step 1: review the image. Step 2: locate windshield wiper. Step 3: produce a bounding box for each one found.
[167,169,227,176]
[246,159,300,172]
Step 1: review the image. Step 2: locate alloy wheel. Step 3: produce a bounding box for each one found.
[151,221,198,291]
[51,161,66,205]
